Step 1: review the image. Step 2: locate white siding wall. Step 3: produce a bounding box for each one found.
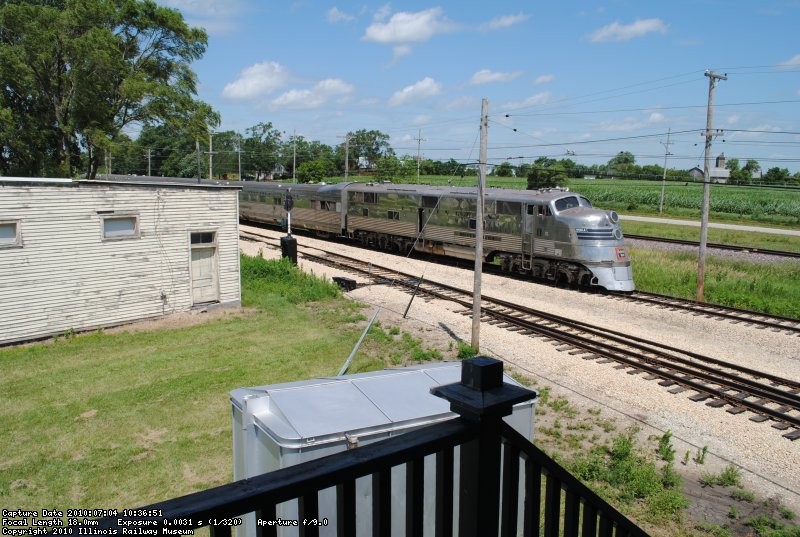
[0,182,241,346]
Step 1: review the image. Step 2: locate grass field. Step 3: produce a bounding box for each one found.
[630,247,800,317]
[2,255,799,536]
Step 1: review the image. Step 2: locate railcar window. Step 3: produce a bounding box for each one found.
[422,196,439,209]
[388,210,399,220]
[579,196,592,208]
[538,205,552,216]
[362,208,369,217]
[320,201,336,211]
[365,192,378,204]
[554,196,579,212]
[273,197,282,205]
[497,201,521,215]
[469,218,476,230]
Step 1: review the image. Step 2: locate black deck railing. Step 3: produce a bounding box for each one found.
[57,358,649,537]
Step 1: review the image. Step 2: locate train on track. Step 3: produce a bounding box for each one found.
[94,175,634,291]
[238,181,634,292]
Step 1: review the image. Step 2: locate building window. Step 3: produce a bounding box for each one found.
[101,214,139,239]
[191,231,216,245]
[0,220,21,248]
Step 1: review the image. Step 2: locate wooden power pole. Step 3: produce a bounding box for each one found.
[471,98,488,351]
[697,70,726,302]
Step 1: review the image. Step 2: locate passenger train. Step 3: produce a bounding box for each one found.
[237,181,634,292]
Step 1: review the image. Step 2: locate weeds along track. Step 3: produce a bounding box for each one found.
[240,229,800,441]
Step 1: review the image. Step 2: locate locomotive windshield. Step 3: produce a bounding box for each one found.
[554,196,593,211]
[554,196,579,212]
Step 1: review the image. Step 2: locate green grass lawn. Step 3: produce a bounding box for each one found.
[0,258,391,512]
[630,247,800,317]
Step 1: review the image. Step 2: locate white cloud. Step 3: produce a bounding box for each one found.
[484,13,528,30]
[533,74,555,85]
[364,7,457,58]
[501,92,551,109]
[588,18,667,42]
[597,118,644,132]
[327,7,354,23]
[648,112,665,123]
[413,115,432,125]
[270,78,355,110]
[445,96,476,110]
[388,77,442,107]
[779,54,800,68]
[470,69,522,85]
[222,61,292,100]
[727,114,740,125]
[160,0,243,34]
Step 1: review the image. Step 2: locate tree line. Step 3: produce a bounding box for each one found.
[2,1,797,187]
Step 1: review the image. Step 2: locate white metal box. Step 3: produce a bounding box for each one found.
[230,362,536,536]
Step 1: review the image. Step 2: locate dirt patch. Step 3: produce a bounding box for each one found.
[102,306,254,335]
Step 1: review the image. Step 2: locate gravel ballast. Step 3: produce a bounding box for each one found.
[240,224,800,513]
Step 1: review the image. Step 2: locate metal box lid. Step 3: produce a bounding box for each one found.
[231,362,532,449]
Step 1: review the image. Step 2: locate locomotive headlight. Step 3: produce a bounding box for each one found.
[608,211,619,223]
[614,228,623,240]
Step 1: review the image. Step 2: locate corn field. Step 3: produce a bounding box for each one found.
[570,180,800,221]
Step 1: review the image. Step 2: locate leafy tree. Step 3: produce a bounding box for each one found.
[0,0,218,178]
[608,151,636,167]
[763,167,791,185]
[494,161,514,177]
[339,129,393,172]
[296,158,334,183]
[243,122,282,179]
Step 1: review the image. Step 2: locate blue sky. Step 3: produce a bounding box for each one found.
[159,1,800,173]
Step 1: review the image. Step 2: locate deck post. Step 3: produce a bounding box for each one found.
[431,357,537,537]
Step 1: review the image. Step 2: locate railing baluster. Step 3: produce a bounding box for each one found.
[523,458,542,537]
[563,489,579,537]
[500,442,520,537]
[435,447,454,537]
[406,457,424,537]
[298,492,319,537]
[372,467,391,537]
[581,501,597,537]
[598,513,613,537]
[336,480,356,537]
[256,505,278,537]
[544,473,561,537]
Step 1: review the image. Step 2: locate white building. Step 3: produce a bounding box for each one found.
[0,178,241,346]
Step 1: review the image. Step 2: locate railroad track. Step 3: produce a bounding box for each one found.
[621,291,800,336]
[625,234,800,259]
[240,229,800,440]
[241,228,800,335]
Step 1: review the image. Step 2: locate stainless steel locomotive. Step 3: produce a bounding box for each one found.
[239,181,634,292]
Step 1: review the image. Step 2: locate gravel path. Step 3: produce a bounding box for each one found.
[240,224,800,513]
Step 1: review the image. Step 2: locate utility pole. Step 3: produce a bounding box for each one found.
[658,128,672,214]
[292,129,297,183]
[337,134,351,181]
[208,132,214,180]
[697,70,727,302]
[195,140,201,181]
[414,129,426,183]
[237,133,242,180]
[145,148,152,177]
[471,98,488,352]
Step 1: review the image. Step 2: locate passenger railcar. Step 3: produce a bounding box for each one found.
[238,181,634,292]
